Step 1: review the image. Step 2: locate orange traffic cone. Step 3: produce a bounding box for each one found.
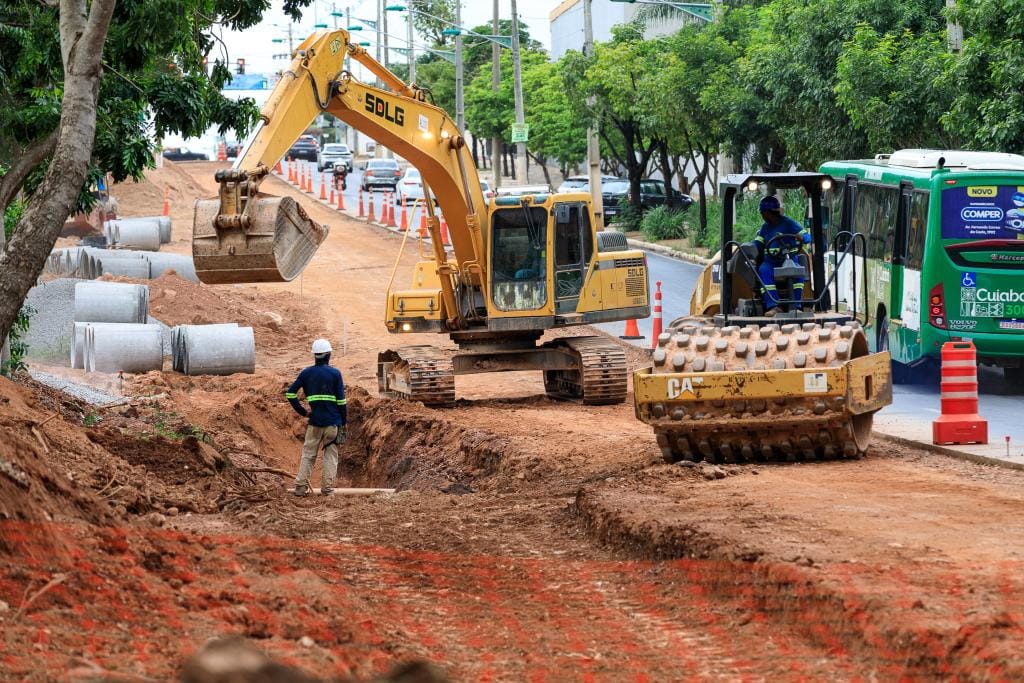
[367,192,376,222]
[319,175,327,200]
[933,341,988,445]
[440,215,450,246]
[650,281,663,349]
[621,318,643,340]
[337,184,346,210]
[287,160,294,184]
[399,200,408,231]
[274,160,283,175]
[161,187,170,217]
[418,206,427,238]
[217,143,226,161]
[306,167,314,193]
[385,193,397,227]
[358,187,365,217]
[329,186,335,205]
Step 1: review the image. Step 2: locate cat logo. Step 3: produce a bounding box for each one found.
[330,38,343,55]
[667,376,704,399]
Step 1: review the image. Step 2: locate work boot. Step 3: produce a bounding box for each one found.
[764,308,779,318]
[292,485,309,497]
[320,487,333,496]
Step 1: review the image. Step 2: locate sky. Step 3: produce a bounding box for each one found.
[219,0,560,77]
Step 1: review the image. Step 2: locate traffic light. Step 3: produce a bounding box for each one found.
[236,58,246,75]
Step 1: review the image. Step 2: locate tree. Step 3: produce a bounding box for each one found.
[409,0,457,46]
[522,60,587,182]
[562,23,662,215]
[941,0,1024,152]
[835,24,956,152]
[0,0,311,349]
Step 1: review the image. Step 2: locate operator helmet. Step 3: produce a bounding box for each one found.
[311,339,333,354]
[759,195,783,213]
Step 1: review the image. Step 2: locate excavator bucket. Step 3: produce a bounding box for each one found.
[193,193,329,284]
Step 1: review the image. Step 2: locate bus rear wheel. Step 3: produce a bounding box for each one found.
[1005,366,1024,386]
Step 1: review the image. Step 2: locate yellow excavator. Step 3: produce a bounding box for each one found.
[192,30,648,406]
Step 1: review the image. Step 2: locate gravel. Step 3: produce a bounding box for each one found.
[24,278,83,361]
[29,370,125,406]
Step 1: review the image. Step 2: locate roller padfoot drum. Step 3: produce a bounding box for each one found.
[193,194,329,284]
[634,320,892,464]
[378,347,456,407]
[542,337,628,405]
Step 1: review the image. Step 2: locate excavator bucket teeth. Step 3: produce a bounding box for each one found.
[192,194,329,284]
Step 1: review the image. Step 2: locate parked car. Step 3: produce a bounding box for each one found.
[603,178,693,221]
[162,147,208,162]
[318,143,353,172]
[494,184,552,197]
[556,174,620,193]
[287,135,319,162]
[480,180,494,202]
[360,158,401,192]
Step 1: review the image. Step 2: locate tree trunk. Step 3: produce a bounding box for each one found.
[502,144,509,178]
[0,131,59,216]
[657,139,674,192]
[472,137,479,168]
[528,152,552,187]
[0,0,116,346]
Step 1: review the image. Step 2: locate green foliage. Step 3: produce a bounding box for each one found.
[941,0,1024,151]
[613,203,644,233]
[410,0,458,46]
[1,304,34,376]
[639,205,688,242]
[414,58,457,116]
[4,198,24,241]
[84,412,101,427]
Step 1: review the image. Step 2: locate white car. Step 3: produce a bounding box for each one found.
[494,184,552,197]
[397,168,427,205]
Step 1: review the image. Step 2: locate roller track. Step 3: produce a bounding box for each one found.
[648,320,876,464]
[377,346,456,407]
[543,337,629,405]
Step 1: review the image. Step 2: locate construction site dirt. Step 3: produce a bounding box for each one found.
[3,161,1024,681]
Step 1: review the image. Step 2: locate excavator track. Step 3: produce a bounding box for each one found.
[543,336,628,405]
[377,347,456,408]
[643,320,883,464]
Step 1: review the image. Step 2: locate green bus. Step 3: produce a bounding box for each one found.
[819,149,1024,382]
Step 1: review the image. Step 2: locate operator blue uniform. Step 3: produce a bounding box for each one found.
[753,214,811,310]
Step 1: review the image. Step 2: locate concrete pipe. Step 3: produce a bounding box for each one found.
[82,248,146,279]
[99,257,151,279]
[71,322,151,369]
[74,282,149,323]
[179,325,255,375]
[146,252,198,282]
[107,219,162,251]
[171,323,237,372]
[85,323,163,374]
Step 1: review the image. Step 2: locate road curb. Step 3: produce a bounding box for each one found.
[876,433,1024,472]
[625,238,710,266]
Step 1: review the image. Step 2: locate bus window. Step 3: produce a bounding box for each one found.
[855,184,898,261]
[905,191,929,270]
[825,181,845,242]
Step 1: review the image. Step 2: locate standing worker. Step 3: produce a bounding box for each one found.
[753,195,812,316]
[285,339,347,496]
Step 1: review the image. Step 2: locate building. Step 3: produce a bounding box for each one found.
[549,0,709,60]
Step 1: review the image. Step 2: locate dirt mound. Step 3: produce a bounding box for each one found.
[0,377,114,554]
[112,159,209,217]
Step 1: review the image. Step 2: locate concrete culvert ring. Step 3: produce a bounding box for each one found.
[650,319,876,464]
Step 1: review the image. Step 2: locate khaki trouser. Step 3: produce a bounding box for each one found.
[294,424,339,492]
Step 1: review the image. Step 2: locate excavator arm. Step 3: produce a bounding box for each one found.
[194,30,486,330]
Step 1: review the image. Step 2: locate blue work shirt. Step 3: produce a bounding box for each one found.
[285,363,347,427]
[753,216,811,264]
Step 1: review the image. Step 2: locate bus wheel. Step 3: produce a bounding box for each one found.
[877,314,890,352]
[1005,366,1024,385]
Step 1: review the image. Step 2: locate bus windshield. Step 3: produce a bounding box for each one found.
[941,184,1024,241]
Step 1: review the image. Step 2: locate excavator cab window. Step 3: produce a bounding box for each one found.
[491,207,549,312]
[553,202,592,312]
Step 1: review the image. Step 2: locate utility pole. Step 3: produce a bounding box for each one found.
[946,0,962,51]
[407,8,415,83]
[382,1,390,70]
[584,0,603,228]
[375,0,384,157]
[510,0,527,184]
[346,7,359,154]
[491,0,501,189]
[455,0,465,131]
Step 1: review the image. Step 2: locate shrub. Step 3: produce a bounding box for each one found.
[639,205,688,242]
[1,304,35,376]
[612,202,644,233]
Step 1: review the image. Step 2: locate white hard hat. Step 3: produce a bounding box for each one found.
[311,339,333,354]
